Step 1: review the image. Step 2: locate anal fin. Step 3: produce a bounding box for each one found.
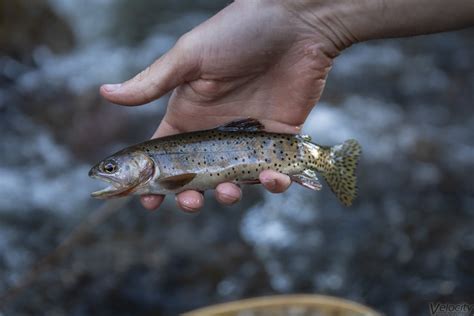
[290,170,322,191]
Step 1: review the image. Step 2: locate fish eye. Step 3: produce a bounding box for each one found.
[102,160,117,174]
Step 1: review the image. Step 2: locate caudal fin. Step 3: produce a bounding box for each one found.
[322,139,361,206]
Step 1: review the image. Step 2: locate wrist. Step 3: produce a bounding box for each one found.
[276,0,364,54]
[279,0,474,45]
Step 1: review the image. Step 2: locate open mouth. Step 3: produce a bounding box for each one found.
[90,175,137,199]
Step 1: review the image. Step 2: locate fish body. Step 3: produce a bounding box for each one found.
[89,119,361,206]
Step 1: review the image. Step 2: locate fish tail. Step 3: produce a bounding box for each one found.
[308,139,361,206]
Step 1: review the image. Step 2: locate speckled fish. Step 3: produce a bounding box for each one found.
[89,119,362,206]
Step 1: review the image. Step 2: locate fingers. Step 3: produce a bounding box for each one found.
[143,184,240,213]
[176,190,204,213]
[101,44,197,106]
[141,171,291,212]
[140,194,165,211]
[259,170,292,193]
[215,183,242,205]
[140,191,205,213]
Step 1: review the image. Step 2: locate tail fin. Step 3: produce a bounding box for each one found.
[321,139,361,206]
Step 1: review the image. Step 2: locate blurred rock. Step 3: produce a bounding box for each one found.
[0,0,75,62]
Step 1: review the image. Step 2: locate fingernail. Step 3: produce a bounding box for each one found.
[219,192,241,204]
[181,198,197,207]
[103,83,122,92]
[262,178,276,190]
[179,197,202,212]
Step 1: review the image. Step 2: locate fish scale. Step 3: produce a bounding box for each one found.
[143,132,304,187]
[89,119,362,206]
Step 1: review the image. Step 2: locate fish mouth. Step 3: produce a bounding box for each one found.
[89,174,138,199]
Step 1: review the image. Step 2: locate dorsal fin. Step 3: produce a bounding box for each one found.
[216,118,265,132]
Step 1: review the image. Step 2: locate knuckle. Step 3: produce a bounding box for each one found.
[134,66,151,82]
[139,88,155,104]
[175,32,193,50]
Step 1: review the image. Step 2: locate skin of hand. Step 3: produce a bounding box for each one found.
[100,0,474,212]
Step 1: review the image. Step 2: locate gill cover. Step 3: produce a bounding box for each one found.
[89,152,155,199]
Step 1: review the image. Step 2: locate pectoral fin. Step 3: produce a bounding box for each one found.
[159,173,197,190]
[290,171,322,191]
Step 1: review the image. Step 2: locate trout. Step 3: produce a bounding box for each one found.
[89,119,361,206]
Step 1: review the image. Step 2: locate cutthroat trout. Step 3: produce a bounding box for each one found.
[89,119,361,206]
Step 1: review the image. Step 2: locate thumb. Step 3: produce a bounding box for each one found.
[100,43,197,106]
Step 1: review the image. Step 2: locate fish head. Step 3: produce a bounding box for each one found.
[89,151,155,199]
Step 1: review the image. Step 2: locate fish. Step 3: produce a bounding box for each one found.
[89,119,362,206]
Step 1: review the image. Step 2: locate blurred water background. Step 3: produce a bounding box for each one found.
[0,1,473,315]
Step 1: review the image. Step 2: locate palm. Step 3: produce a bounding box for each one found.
[155,1,333,136]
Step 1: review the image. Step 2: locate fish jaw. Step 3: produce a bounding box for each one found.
[89,173,139,199]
